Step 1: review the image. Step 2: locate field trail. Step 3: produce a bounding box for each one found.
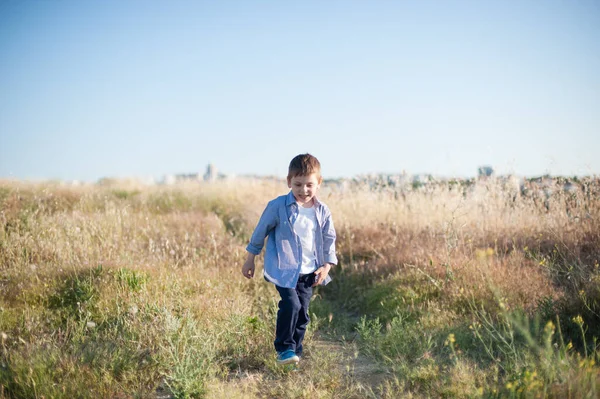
[312,335,388,394]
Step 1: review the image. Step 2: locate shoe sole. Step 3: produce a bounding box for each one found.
[277,356,299,365]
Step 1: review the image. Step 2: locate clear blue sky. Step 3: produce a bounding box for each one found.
[1,0,599,181]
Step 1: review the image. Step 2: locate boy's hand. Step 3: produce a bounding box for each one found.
[312,263,332,287]
[242,257,256,279]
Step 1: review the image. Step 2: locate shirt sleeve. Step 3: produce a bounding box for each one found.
[321,208,338,265]
[246,199,279,255]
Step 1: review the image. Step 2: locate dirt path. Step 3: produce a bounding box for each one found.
[312,335,389,395]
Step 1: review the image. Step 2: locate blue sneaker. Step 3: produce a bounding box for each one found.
[276,349,299,365]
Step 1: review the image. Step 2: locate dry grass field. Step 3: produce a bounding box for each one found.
[1,177,599,398]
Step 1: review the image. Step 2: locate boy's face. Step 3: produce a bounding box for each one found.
[287,173,322,207]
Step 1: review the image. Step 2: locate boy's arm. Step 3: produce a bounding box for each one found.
[246,199,279,255]
[242,200,278,279]
[313,210,337,287]
[321,209,338,266]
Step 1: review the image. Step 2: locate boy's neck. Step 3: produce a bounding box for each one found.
[296,198,314,208]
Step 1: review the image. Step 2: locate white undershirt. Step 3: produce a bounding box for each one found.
[294,204,318,274]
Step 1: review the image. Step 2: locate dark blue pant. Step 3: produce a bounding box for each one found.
[274,273,315,356]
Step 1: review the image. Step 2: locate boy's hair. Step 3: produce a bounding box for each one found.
[288,153,321,179]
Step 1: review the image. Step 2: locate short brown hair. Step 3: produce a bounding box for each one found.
[288,153,321,179]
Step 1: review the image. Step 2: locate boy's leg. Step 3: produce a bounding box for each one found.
[293,273,314,358]
[274,285,302,354]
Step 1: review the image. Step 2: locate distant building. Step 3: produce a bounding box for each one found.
[161,173,200,185]
[204,163,217,182]
[159,164,226,185]
[478,166,494,178]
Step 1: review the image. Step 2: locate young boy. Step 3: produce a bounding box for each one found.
[241,153,337,365]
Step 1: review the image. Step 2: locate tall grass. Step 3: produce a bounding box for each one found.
[1,177,598,398]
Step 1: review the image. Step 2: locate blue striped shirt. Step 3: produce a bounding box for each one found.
[246,191,338,288]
